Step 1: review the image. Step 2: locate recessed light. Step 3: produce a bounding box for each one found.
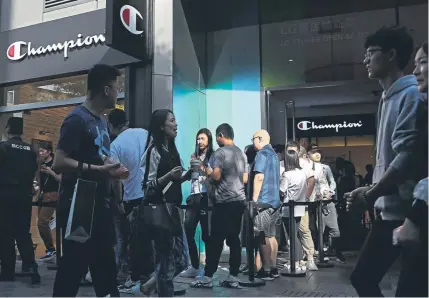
[289,59,294,62]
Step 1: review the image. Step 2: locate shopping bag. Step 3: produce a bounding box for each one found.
[64,179,97,243]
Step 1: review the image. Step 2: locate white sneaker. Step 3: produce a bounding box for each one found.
[306,259,319,271]
[179,266,199,278]
[118,276,138,294]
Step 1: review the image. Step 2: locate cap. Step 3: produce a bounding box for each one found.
[6,117,23,135]
[307,143,321,153]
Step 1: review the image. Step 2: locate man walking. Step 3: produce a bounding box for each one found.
[347,26,427,297]
[251,130,281,280]
[52,64,126,297]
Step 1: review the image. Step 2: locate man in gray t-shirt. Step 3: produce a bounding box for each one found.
[211,145,247,203]
[190,123,247,289]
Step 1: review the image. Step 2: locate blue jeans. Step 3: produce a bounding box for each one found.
[153,228,189,296]
[114,214,128,271]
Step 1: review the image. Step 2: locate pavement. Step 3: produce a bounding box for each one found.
[0,251,400,297]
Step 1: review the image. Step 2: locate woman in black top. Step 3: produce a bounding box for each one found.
[134,109,190,297]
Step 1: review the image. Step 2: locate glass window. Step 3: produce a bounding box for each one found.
[346,135,374,146]
[3,69,125,106]
[317,136,345,147]
[261,7,396,87]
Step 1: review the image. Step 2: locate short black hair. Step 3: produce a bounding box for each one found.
[108,109,127,128]
[273,144,285,153]
[216,123,234,140]
[39,142,53,152]
[286,140,300,151]
[6,117,23,135]
[364,26,414,70]
[420,41,428,55]
[87,64,121,94]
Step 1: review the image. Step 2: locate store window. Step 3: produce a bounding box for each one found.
[3,69,125,107]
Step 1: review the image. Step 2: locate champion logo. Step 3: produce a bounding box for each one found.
[297,120,363,132]
[6,33,105,61]
[120,5,144,35]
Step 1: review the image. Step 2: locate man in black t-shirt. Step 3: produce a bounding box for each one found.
[52,64,126,297]
[37,142,61,262]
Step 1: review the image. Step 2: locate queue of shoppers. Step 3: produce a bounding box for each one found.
[0,24,427,298]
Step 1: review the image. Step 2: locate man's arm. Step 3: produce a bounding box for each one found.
[208,150,223,182]
[112,179,123,203]
[252,152,266,202]
[367,95,425,202]
[306,176,315,200]
[324,165,336,195]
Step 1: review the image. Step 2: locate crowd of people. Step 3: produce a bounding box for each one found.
[0,25,427,298]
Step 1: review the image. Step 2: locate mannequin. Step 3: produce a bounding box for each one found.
[307,144,346,263]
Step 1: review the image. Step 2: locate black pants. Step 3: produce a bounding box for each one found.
[184,193,210,269]
[0,200,36,276]
[350,219,402,297]
[53,236,119,297]
[283,216,302,262]
[204,201,245,278]
[123,199,154,281]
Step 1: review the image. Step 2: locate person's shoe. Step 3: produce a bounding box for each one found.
[179,266,199,278]
[39,249,56,262]
[131,282,152,297]
[29,267,41,285]
[306,259,319,271]
[270,267,280,278]
[221,274,241,288]
[190,276,213,288]
[118,276,138,294]
[335,252,347,264]
[256,269,274,281]
[239,264,248,273]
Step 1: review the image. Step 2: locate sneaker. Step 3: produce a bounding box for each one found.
[256,269,274,281]
[131,282,151,297]
[270,268,280,278]
[306,259,319,271]
[179,266,199,278]
[118,276,138,294]
[39,249,56,261]
[221,274,241,288]
[190,276,213,288]
[336,252,347,264]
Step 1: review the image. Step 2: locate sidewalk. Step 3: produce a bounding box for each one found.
[0,252,399,297]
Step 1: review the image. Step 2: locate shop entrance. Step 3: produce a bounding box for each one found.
[264,81,379,177]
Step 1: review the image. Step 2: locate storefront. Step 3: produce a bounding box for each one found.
[288,114,376,176]
[0,8,143,257]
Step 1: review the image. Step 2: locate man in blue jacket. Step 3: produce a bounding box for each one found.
[346,26,427,296]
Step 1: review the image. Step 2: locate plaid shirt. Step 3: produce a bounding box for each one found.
[253,144,281,208]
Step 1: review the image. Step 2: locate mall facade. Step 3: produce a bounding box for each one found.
[0,0,426,255]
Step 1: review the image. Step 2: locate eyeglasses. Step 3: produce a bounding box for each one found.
[251,136,262,142]
[364,49,383,60]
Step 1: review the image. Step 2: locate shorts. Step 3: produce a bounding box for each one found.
[254,208,280,238]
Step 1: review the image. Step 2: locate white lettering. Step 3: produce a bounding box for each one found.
[11,144,31,151]
[297,120,363,132]
[7,33,106,61]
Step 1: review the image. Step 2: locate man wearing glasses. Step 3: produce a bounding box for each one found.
[347,26,427,297]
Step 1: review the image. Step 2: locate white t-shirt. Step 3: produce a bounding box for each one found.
[110,128,149,201]
[280,168,308,217]
[190,153,208,194]
[300,159,333,202]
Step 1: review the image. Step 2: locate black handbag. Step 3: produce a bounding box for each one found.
[139,144,182,236]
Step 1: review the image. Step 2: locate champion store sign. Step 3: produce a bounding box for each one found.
[297,120,363,133]
[6,33,105,61]
[120,5,144,35]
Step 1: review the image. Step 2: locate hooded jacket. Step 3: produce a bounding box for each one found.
[373,75,427,220]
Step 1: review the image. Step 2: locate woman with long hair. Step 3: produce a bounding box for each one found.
[180,128,214,278]
[280,150,308,272]
[132,109,190,297]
